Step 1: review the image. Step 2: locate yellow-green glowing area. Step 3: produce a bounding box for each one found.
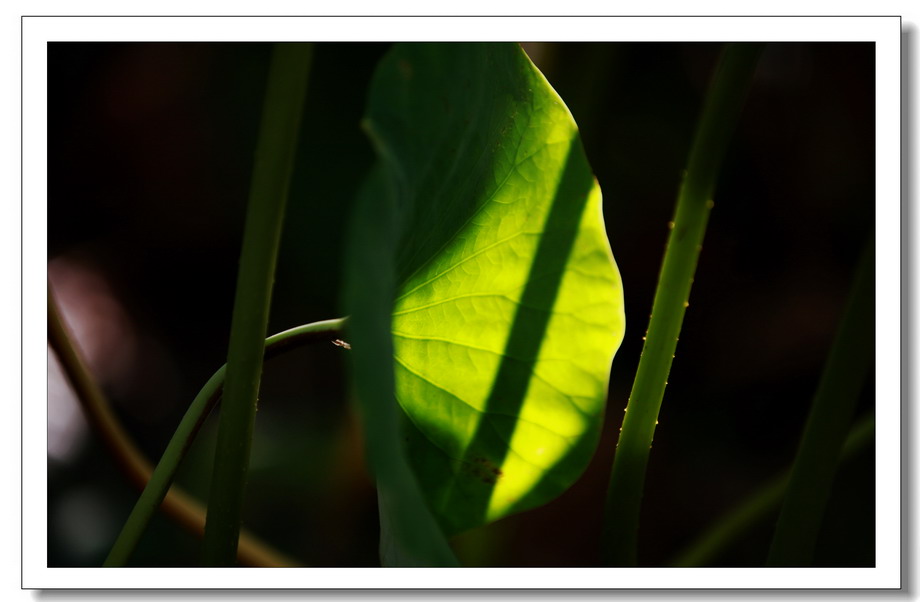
[486,185,623,520]
[391,140,623,532]
[370,43,626,535]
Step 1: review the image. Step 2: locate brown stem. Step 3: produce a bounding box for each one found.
[48,284,297,567]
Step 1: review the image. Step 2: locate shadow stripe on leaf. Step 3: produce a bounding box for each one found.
[349,42,625,542]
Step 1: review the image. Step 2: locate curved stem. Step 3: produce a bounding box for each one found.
[50,284,342,567]
[101,316,347,567]
[200,43,314,567]
[671,414,874,567]
[50,285,294,567]
[601,43,763,566]
[49,286,156,508]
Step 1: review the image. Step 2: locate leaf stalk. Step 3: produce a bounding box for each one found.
[103,318,346,567]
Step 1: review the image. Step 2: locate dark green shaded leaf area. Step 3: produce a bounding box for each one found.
[345,43,625,546]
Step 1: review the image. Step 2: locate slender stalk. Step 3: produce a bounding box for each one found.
[49,287,155,509]
[200,43,313,566]
[49,285,304,567]
[672,414,874,567]
[101,318,345,567]
[601,43,762,566]
[767,239,874,566]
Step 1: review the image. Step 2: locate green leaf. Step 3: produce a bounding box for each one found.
[344,165,460,566]
[350,42,625,542]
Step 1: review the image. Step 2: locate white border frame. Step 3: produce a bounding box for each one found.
[22,15,901,590]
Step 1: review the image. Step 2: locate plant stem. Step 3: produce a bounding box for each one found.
[601,43,762,566]
[200,43,313,566]
[50,284,304,567]
[671,414,874,567]
[49,286,155,509]
[767,238,874,566]
[100,318,346,567]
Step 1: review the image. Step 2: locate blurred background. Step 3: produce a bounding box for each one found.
[47,42,875,567]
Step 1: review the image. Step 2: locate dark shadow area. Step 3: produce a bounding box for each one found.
[444,137,596,528]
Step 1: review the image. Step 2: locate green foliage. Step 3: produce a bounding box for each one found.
[344,165,460,566]
[84,42,872,571]
[348,42,625,540]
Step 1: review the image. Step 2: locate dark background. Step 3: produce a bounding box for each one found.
[46,42,875,567]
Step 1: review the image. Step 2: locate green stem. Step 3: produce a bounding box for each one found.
[767,239,874,566]
[52,282,309,567]
[104,318,347,567]
[199,43,314,566]
[672,414,874,567]
[601,43,762,566]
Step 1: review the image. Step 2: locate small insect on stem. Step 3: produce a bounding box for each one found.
[331,339,352,350]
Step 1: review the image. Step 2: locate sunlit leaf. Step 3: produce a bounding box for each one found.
[344,165,459,566]
[351,42,625,539]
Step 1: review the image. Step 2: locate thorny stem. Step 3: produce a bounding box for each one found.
[601,43,763,566]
